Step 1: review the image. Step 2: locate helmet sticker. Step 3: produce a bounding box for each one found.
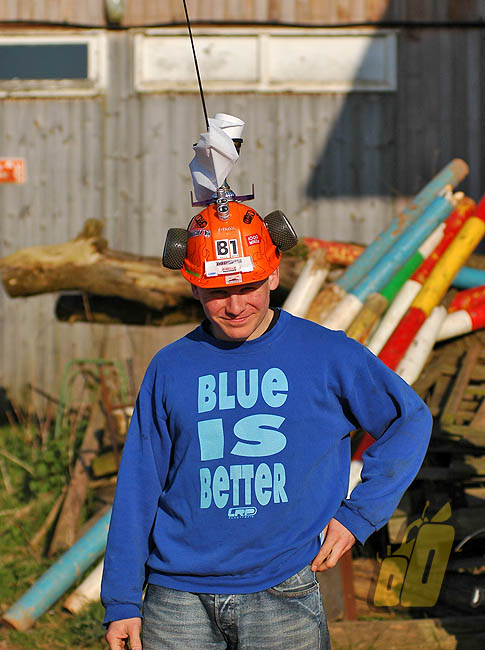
[225,273,243,285]
[243,210,255,224]
[215,238,239,259]
[188,229,211,238]
[194,213,208,228]
[205,256,254,277]
[246,234,260,246]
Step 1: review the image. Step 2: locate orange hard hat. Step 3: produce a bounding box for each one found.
[162,200,297,288]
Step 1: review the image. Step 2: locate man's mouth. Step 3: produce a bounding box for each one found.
[223,315,251,325]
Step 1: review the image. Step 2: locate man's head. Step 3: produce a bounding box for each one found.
[162,198,297,340]
[191,268,280,341]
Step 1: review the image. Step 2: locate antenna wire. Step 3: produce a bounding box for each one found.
[182,0,210,131]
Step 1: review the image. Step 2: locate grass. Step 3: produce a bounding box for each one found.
[0,422,107,650]
[1,603,106,650]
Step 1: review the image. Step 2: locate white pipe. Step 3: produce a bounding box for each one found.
[63,560,104,614]
[367,279,422,355]
[322,293,363,331]
[282,250,328,318]
[436,310,473,341]
[347,459,363,498]
[396,306,447,385]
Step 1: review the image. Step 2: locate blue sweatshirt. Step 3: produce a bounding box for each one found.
[101,309,432,624]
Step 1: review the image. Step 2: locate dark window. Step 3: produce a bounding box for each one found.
[0,44,88,80]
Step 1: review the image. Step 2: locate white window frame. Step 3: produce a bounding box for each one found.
[135,27,397,94]
[0,32,107,98]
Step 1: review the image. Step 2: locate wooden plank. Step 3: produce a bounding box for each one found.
[413,364,446,400]
[470,398,485,429]
[449,456,485,477]
[464,385,485,397]
[428,374,453,416]
[329,616,485,650]
[48,402,105,555]
[441,424,485,440]
[441,343,482,426]
[464,369,485,390]
[464,486,485,506]
[462,456,485,474]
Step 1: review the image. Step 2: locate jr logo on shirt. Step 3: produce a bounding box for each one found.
[196,368,289,514]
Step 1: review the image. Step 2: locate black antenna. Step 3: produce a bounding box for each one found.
[182,0,209,131]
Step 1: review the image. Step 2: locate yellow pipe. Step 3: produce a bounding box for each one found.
[346,293,388,343]
[413,217,485,316]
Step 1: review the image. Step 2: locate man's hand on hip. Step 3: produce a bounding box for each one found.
[311,518,356,572]
[106,617,142,650]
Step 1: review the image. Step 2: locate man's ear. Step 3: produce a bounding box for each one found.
[191,284,200,301]
[268,267,280,291]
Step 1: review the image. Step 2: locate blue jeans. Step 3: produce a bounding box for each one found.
[142,565,330,649]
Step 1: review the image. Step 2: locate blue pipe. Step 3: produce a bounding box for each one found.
[351,195,453,302]
[453,266,485,289]
[336,158,469,292]
[2,509,111,631]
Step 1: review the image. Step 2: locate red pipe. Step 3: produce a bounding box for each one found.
[303,237,364,266]
[449,285,485,313]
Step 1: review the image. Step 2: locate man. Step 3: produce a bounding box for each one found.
[101,197,432,650]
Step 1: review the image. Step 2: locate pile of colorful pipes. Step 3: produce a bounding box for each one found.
[282,158,485,485]
[284,158,485,388]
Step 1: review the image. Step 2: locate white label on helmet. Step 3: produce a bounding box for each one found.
[225,273,242,285]
[205,256,254,277]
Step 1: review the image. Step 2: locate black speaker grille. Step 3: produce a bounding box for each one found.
[264,211,298,252]
[162,228,188,269]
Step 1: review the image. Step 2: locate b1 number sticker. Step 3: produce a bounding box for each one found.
[216,239,239,259]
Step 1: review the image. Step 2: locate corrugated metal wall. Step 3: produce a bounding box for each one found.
[1,25,485,404]
[2,1,485,26]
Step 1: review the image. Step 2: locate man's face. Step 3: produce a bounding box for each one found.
[191,268,280,342]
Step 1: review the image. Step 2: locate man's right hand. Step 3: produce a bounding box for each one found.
[106,617,142,650]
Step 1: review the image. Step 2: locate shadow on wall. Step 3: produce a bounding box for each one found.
[305,0,484,213]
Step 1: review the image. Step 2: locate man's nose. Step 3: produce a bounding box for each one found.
[226,293,244,314]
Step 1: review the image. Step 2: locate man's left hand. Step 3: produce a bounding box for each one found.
[311,518,356,572]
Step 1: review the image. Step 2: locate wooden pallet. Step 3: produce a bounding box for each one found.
[440,341,485,446]
[413,330,485,418]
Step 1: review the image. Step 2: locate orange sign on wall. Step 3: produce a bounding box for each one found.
[0,158,26,184]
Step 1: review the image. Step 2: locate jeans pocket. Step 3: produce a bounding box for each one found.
[267,565,319,598]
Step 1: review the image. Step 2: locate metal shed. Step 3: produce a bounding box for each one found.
[1,0,484,403]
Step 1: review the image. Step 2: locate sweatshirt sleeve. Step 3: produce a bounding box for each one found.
[101,357,171,625]
[332,341,433,544]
